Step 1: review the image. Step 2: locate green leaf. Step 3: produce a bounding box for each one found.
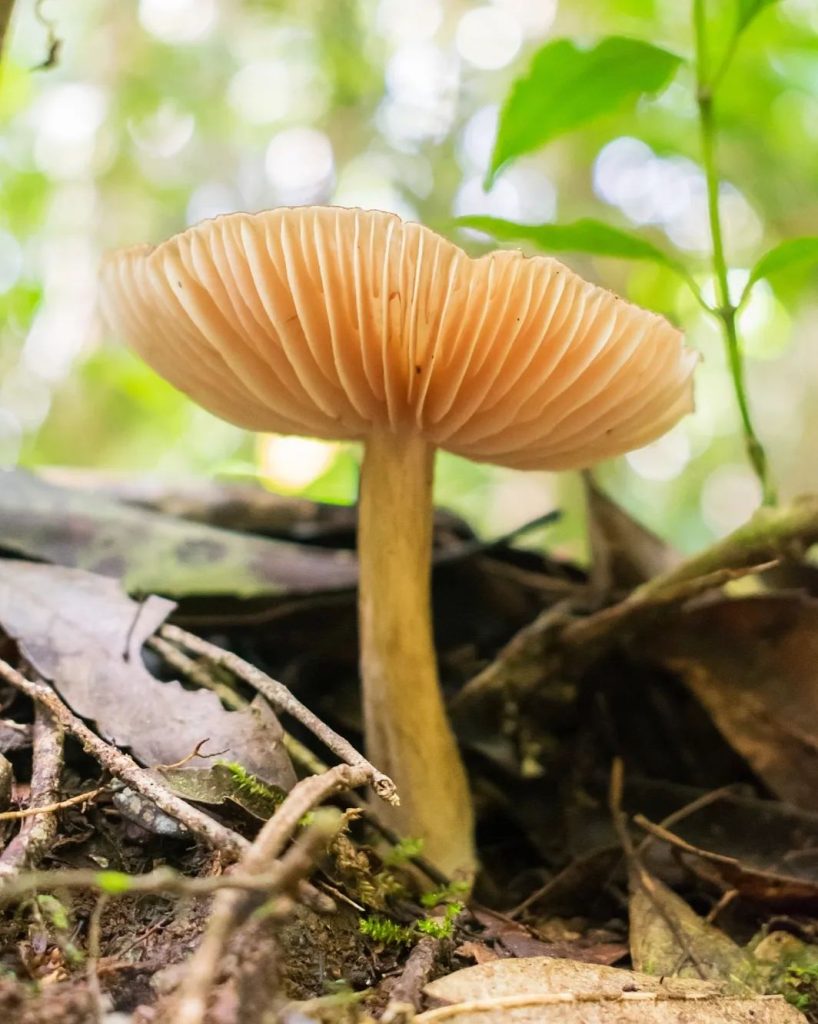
[488,36,683,186]
[744,237,818,297]
[454,215,690,279]
[736,0,780,34]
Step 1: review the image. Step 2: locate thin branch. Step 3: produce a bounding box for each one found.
[172,784,358,1024]
[0,659,249,862]
[152,632,445,885]
[0,862,326,905]
[161,625,399,806]
[608,759,707,981]
[148,635,244,711]
[0,704,63,873]
[0,786,105,822]
[87,893,108,1021]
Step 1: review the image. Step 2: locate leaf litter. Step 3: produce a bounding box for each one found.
[0,559,295,788]
[3,474,818,1020]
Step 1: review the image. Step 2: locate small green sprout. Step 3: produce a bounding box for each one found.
[383,837,424,867]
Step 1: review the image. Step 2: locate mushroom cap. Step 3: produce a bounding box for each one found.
[100,206,697,471]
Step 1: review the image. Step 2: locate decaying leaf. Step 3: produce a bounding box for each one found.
[646,594,818,814]
[0,719,31,753]
[634,814,818,910]
[470,908,626,965]
[415,995,802,1022]
[424,956,725,1005]
[0,560,296,788]
[419,957,801,1023]
[0,468,358,599]
[629,871,754,988]
[157,763,286,819]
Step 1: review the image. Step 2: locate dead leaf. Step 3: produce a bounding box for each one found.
[629,871,755,988]
[415,995,801,1022]
[424,956,724,1005]
[635,814,818,910]
[0,719,30,753]
[0,560,296,787]
[454,942,500,966]
[419,958,801,1023]
[471,907,626,966]
[0,469,358,600]
[157,763,286,819]
[646,594,818,813]
[584,476,681,593]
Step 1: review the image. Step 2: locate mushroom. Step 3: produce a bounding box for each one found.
[100,206,697,876]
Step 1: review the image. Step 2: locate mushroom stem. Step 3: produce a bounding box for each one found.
[358,429,476,877]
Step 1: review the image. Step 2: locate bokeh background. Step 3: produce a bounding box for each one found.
[1,0,816,559]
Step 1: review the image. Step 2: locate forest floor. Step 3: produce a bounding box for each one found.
[0,467,817,1023]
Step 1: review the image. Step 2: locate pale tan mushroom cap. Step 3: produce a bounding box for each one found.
[100,206,697,470]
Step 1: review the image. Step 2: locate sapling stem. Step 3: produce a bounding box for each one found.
[358,430,475,877]
[692,0,776,505]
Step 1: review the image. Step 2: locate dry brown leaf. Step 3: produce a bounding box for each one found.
[415,995,801,1023]
[635,815,818,910]
[420,958,800,1023]
[424,956,724,1005]
[646,594,818,813]
[0,560,295,787]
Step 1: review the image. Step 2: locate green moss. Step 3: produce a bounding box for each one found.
[420,881,471,908]
[359,901,464,946]
[383,837,424,867]
[358,915,415,946]
[780,962,818,1018]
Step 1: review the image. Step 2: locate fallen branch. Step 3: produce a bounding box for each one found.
[453,494,813,715]
[0,659,249,862]
[148,635,243,710]
[161,624,399,805]
[382,936,445,1022]
[0,704,63,873]
[0,861,333,905]
[171,765,373,1024]
[151,633,446,886]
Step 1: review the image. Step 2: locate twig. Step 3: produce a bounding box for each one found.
[161,625,398,805]
[635,785,738,859]
[0,861,332,905]
[0,703,63,873]
[148,636,244,711]
[0,786,105,822]
[172,781,361,1024]
[153,633,446,885]
[382,936,444,1022]
[704,888,738,925]
[608,759,707,981]
[87,893,108,1022]
[0,659,249,862]
[455,496,818,715]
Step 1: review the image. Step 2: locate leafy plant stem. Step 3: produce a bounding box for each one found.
[693,0,775,505]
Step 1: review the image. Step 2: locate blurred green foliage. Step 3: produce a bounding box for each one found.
[1,0,818,561]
